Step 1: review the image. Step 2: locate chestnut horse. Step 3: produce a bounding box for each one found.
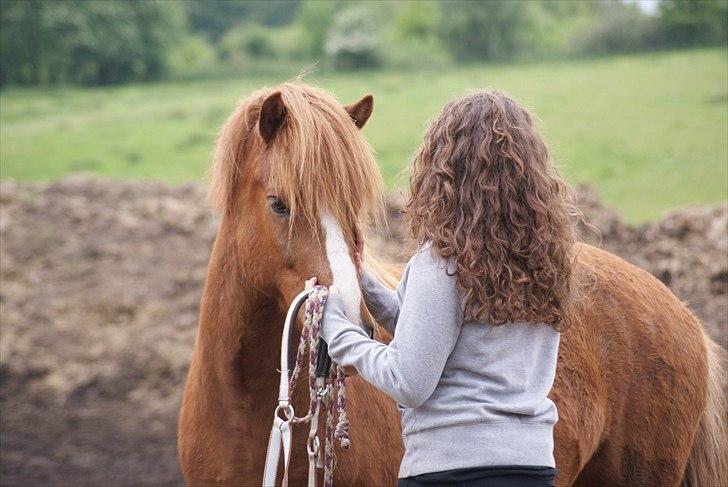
[178,82,727,487]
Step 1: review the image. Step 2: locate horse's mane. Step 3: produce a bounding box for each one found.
[210,81,384,249]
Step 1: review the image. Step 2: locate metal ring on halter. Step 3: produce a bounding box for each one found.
[316,384,329,400]
[274,404,295,422]
[307,434,320,457]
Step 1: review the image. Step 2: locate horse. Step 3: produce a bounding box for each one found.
[178,82,727,487]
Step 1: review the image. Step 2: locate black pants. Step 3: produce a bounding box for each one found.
[397,465,557,487]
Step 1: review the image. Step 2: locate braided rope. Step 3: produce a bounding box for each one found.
[287,285,350,487]
[333,366,349,448]
[324,376,335,487]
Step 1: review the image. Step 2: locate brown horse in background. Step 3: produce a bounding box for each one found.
[178,82,727,486]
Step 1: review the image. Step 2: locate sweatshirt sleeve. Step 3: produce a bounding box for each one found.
[361,271,400,335]
[320,247,463,408]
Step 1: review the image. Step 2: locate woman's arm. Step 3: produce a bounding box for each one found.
[354,227,401,335]
[321,248,463,408]
[360,271,400,335]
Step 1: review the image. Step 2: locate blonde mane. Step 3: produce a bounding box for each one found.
[210,81,384,247]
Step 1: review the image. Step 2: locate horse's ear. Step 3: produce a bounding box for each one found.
[259,91,287,143]
[344,95,374,129]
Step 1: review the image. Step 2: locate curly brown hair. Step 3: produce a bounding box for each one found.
[404,91,578,329]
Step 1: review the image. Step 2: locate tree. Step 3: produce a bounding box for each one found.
[296,0,338,58]
[437,0,543,62]
[0,0,185,86]
[325,4,382,70]
[395,0,439,41]
[184,0,300,41]
[658,0,728,47]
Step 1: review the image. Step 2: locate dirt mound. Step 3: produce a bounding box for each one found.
[577,186,728,346]
[1,177,726,485]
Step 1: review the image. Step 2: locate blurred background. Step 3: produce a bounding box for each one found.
[0,1,726,485]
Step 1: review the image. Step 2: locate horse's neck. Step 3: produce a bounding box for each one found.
[193,222,282,427]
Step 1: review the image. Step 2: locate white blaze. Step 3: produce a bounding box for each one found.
[320,210,361,325]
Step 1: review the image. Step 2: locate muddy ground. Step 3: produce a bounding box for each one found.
[1,176,726,486]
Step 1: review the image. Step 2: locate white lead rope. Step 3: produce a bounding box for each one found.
[262,289,311,487]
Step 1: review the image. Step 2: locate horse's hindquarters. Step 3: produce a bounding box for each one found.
[553,245,710,487]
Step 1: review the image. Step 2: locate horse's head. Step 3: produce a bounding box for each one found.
[210,82,383,328]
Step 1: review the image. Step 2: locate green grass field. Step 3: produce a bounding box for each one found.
[1,49,726,223]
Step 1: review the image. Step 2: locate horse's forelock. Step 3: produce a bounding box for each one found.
[268,83,384,242]
[209,82,384,247]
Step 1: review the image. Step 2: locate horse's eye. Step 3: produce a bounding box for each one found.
[267,196,290,217]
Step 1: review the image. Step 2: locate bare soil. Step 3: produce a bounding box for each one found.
[1,176,725,486]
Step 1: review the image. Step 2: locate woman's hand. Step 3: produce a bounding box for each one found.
[324,285,357,376]
[305,277,339,296]
[318,284,359,376]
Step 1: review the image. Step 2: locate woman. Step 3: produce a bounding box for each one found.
[315,91,577,487]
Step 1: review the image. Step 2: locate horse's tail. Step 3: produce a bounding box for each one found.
[681,333,728,487]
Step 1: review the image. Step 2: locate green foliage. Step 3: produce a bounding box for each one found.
[437,0,544,61]
[325,4,383,70]
[183,0,250,41]
[184,0,301,40]
[658,0,728,47]
[429,0,727,62]
[383,1,450,69]
[527,1,600,56]
[2,0,726,86]
[571,3,661,56]
[570,0,728,56]
[220,23,276,62]
[0,0,185,86]
[395,0,439,41]
[296,0,339,58]
[270,24,308,61]
[166,36,217,77]
[219,23,305,65]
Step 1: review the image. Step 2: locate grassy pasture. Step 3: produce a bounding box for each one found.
[1,48,726,223]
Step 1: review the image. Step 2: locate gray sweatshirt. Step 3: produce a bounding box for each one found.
[320,244,560,478]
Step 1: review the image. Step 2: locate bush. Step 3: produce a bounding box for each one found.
[166,35,217,77]
[571,5,660,56]
[219,22,307,66]
[272,24,308,61]
[296,0,338,58]
[658,0,728,48]
[220,23,275,64]
[437,0,544,62]
[0,0,185,86]
[394,0,439,41]
[325,5,382,70]
[185,0,301,41]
